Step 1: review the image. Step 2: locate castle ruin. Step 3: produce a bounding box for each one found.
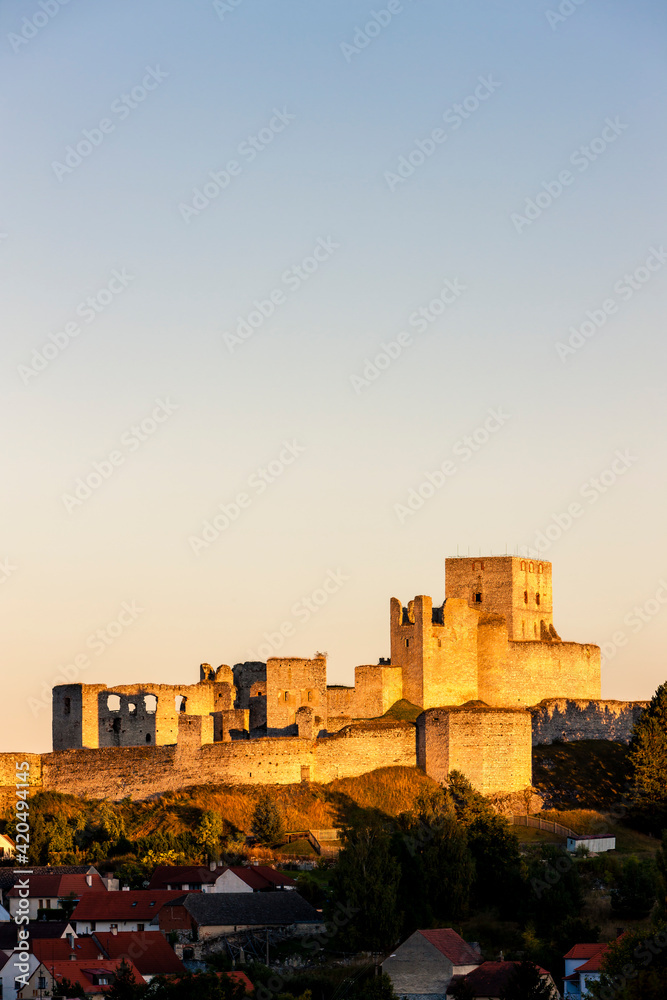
[1,556,646,803]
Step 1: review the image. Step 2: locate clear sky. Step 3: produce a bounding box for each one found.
[1,0,666,752]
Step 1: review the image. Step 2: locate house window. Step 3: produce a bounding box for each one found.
[307,691,312,702]
[90,922,96,931]
[538,563,544,573]
[284,691,289,701]
[45,899,51,909]
[524,591,528,604]
[536,593,540,605]
[37,978,46,990]
[474,593,482,603]
[64,697,71,715]
[137,924,144,931]
[529,562,534,572]
[405,638,409,647]
[146,733,151,743]
[522,622,525,637]
[128,702,137,716]
[112,718,122,733]
[520,560,526,570]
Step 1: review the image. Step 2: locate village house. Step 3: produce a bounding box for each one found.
[70,891,185,935]
[16,957,144,999]
[159,891,323,959]
[381,929,482,998]
[563,942,613,997]
[455,960,559,997]
[7,874,107,923]
[148,864,296,893]
[0,951,42,1000]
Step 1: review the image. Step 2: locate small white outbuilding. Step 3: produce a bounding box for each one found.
[567,833,616,853]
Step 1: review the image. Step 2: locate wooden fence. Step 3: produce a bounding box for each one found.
[511,815,578,839]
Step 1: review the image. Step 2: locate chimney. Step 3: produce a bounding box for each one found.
[209,862,217,872]
[122,886,130,891]
[86,875,93,887]
[69,954,76,961]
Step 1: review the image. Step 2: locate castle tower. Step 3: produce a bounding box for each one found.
[445,556,555,641]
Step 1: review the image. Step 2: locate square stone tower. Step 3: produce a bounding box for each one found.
[445,556,554,641]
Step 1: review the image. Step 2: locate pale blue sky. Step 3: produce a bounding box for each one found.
[1,0,666,750]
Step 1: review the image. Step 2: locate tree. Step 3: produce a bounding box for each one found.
[52,977,86,999]
[108,960,145,1000]
[196,810,224,860]
[251,792,285,845]
[611,857,656,918]
[499,961,554,1000]
[587,927,667,1000]
[331,822,402,952]
[629,682,667,832]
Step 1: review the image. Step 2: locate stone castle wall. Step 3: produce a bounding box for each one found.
[417,706,532,795]
[0,718,417,801]
[530,698,648,745]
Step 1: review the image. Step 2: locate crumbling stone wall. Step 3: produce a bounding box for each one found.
[53,679,236,751]
[531,698,648,745]
[265,656,327,734]
[390,596,479,708]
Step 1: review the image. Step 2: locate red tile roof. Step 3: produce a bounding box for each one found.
[148,866,218,889]
[72,891,185,922]
[92,931,185,975]
[8,874,107,898]
[149,864,297,892]
[418,929,481,967]
[563,943,605,961]
[575,952,608,973]
[41,958,144,994]
[33,939,103,964]
[463,961,552,994]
